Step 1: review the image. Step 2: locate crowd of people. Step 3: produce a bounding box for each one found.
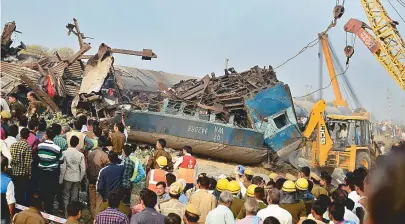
[1,92,405,224]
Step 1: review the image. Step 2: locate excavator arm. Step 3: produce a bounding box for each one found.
[343,0,405,91]
[302,100,334,167]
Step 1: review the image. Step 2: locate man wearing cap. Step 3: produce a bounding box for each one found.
[279,180,307,224]
[184,204,200,224]
[296,178,314,216]
[189,176,217,224]
[310,173,328,199]
[228,180,244,218]
[158,182,186,221]
[237,184,267,219]
[146,138,173,173]
[147,156,168,192]
[8,93,26,120]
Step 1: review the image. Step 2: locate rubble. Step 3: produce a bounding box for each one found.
[130,66,280,128]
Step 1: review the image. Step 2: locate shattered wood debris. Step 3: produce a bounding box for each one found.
[132,66,279,128]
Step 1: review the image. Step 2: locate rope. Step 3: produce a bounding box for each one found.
[293,65,350,99]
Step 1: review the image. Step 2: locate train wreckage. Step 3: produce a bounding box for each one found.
[1,19,303,164]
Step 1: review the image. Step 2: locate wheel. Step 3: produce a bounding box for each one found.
[355,151,371,169]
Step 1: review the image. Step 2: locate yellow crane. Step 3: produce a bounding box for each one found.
[343,0,405,91]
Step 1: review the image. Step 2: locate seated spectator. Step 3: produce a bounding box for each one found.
[65,201,84,224]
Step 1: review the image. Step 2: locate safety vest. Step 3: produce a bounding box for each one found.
[1,173,11,219]
[129,154,140,182]
[178,155,196,184]
[147,169,167,192]
[66,130,85,150]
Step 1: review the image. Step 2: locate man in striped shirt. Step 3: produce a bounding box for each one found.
[36,127,64,214]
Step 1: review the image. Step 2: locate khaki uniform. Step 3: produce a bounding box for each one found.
[189,189,217,224]
[111,131,126,153]
[229,196,244,218]
[236,199,266,219]
[27,100,47,116]
[280,200,307,224]
[157,199,186,222]
[146,149,173,172]
[311,184,329,198]
[324,184,335,195]
[10,101,26,119]
[13,207,47,224]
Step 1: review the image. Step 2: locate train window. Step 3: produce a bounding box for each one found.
[273,113,288,129]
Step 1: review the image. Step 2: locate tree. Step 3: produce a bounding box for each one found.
[53,47,74,59]
[20,44,75,59]
[20,44,50,56]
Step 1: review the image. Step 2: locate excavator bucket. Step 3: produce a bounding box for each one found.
[287,149,312,170]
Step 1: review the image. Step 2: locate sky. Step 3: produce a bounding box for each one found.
[2,0,405,123]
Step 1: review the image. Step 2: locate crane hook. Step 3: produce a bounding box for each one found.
[344,45,354,65]
[333,5,345,19]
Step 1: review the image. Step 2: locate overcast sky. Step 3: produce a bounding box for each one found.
[2,0,405,123]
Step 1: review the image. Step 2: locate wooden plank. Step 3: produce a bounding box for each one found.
[20,74,60,112]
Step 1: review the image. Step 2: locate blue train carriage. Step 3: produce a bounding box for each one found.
[244,83,303,160]
[118,83,302,164]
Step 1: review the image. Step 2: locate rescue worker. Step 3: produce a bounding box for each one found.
[26,92,49,117]
[269,173,278,182]
[213,178,229,201]
[310,173,329,199]
[183,204,201,224]
[228,180,244,218]
[185,173,207,198]
[188,176,217,224]
[158,182,187,222]
[8,93,26,120]
[1,110,11,135]
[279,180,307,224]
[128,143,146,206]
[147,156,168,192]
[146,138,174,173]
[296,178,315,216]
[236,184,267,219]
[174,145,197,193]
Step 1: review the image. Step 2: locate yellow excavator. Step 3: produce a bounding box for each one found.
[295,100,379,172]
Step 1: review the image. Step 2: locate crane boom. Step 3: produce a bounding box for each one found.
[344,0,405,91]
[319,33,349,107]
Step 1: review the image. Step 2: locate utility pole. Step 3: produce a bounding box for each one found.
[388,89,392,125]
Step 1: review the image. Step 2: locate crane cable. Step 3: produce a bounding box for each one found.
[388,0,405,24]
[274,0,346,70]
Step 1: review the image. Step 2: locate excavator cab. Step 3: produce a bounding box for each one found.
[323,115,374,171]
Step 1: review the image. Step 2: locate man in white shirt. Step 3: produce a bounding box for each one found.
[59,136,86,217]
[206,191,235,224]
[257,188,292,224]
[1,125,18,167]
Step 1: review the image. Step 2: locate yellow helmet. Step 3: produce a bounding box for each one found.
[216,178,229,192]
[246,184,257,197]
[156,156,167,167]
[245,169,254,176]
[0,110,11,119]
[269,173,278,181]
[227,180,241,194]
[296,178,309,191]
[282,180,296,192]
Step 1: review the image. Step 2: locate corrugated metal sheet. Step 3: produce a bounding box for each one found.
[114,65,196,92]
[0,62,41,93]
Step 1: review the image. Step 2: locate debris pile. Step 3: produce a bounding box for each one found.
[130,66,280,128]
